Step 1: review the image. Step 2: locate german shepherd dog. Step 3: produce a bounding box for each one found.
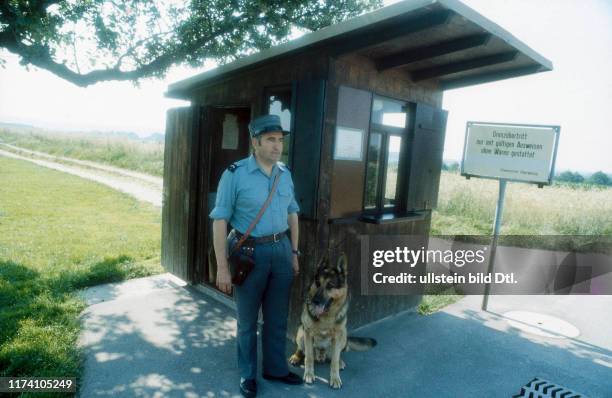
[289,253,376,389]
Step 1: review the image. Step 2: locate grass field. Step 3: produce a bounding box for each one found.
[0,156,163,395]
[432,171,612,236]
[0,128,164,177]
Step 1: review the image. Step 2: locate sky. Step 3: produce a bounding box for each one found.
[0,0,611,173]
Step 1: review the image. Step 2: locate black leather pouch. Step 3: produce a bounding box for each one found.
[227,231,255,286]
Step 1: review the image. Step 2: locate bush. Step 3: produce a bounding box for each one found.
[588,171,611,186]
[556,170,584,183]
[442,161,460,173]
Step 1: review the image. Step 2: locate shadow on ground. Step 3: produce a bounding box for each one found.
[78,276,612,397]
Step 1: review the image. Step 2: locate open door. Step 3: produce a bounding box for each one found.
[161,106,202,283]
[195,106,251,291]
[407,103,448,211]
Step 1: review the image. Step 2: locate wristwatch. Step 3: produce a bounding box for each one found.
[292,249,302,257]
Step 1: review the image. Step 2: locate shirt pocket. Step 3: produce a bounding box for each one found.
[277,185,293,210]
[237,186,265,213]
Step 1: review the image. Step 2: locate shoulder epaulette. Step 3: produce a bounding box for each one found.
[277,161,290,172]
[228,162,241,172]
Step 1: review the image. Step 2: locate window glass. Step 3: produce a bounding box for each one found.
[363,95,411,213]
[371,97,406,128]
[364,132,382,209]
[383,135,402,207]
[266,87,292,164]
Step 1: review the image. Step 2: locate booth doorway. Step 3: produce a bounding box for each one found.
[202,106,251,291]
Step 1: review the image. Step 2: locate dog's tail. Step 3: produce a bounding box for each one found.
[346,336,377,351]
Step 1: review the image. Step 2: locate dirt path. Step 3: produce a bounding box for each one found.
[0,143,162,185]
[0,145,163,208]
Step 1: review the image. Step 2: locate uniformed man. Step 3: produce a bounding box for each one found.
[209,114,303,398]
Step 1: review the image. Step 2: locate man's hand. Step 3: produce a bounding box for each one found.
[216,260,232,294]
[212,219,232,294]
[288,212,299,276]
[292,254,300,275]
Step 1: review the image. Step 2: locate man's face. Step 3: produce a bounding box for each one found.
[252,131,284,164]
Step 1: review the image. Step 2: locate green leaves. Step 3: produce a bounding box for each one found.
[0,0,382,86]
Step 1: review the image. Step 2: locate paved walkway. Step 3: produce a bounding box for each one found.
[77,273,612,397]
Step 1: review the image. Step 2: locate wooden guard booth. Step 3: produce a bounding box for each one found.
[161,0,552,334]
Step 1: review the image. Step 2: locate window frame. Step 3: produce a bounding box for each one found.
[362,95,414,215]
[262,84,296,168]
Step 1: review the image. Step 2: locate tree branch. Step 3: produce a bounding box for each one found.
[112,30,174,70]
[1,20,242,87]
[1,0,381,86]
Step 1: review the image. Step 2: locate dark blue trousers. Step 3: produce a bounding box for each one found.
[233,235,294,380]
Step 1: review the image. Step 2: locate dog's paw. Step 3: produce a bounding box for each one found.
[303,369,315,384]
[289,353,303,366]
[329,374,342,389]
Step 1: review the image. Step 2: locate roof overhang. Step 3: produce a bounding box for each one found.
[166,0,552,98]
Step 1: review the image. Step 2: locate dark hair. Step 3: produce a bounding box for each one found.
[250,136,262,152]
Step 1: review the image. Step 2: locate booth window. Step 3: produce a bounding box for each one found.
[264,86,293,165]
[364,96,409,213]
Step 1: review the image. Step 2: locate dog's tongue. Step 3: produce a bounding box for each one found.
[314,305,326,316]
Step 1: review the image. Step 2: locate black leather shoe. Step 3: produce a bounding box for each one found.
[262,371,303,385]
[240,378,257,398]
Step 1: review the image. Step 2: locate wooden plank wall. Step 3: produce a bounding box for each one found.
[329,215,431,330]
[330,53,442,107]
[190,49,329,111]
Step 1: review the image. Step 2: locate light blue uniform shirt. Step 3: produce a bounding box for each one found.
[209,155,300,237]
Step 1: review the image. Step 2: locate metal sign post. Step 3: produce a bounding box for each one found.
[482,179,507,311]
[460,121,560,311]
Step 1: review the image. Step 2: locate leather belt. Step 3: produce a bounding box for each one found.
[235,230,287,244]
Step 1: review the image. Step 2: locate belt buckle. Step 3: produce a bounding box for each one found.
[273,233,280,243]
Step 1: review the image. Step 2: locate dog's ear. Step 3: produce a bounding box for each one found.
[337,253,348,276]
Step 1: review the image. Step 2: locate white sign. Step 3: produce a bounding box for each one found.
[334,126,364,161]
[222,114,239,150]
[462,122,560,184]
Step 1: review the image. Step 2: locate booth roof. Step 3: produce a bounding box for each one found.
[166,0,552,98]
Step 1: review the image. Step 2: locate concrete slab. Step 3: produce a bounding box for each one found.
[502,311,580,339]
[77,273,187,306]
[78,274,612,397]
